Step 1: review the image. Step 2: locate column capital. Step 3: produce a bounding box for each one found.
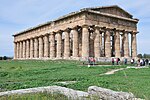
[64,28,71,32]
[82,24,89,28]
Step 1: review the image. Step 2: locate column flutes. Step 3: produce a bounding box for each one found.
[50,33,55,58]
[39,36,44,58]
[26,39,30,59]
[131,32,137,58]
[64,29,70,58]
[17,42,19,59]
[124,32,129,58]
[19,41,23,58]
[30,38,34,59]
[14,42,17,59]
[56,31,62,58]
[94,26,100,58]
[72,27,79,57]
[44,35,49,58]
[23,41,26,58]
[82,25,89,58]
[115,30,121,57]
[34,38,38,58]
[105,29,111,57]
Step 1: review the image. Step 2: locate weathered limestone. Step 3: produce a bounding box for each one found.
[105,30,111,57]
[14,42,17,59]
[50,33,55,58]
[72,27,79,57]
[124,32,130,58]
[56,31,62,58]
[82,25,89,58]
[34,38,39,58]
[94,27,100,58]
[131,32,137,58]
[88,86,135,100]
[44,35,49,58]
[39,36,44,58]
[22,41,26,58]
[30,38,34,59]
[19,41,23,58]
[115,30,121,57]
[13,6,139,60]
[26,40,30,59]
[64,29,70,58]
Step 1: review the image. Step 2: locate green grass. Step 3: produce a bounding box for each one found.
[0,92,68,100]
[0,60,150,99]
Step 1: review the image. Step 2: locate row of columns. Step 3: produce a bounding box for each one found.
[14,25,137,59]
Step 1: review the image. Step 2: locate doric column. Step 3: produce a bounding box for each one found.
[16,42,19,59]
[23,40,26,58]
[64,29,70,58]
[115,30,121,57]
[26,39,30,59]
[56,31,62,58]
[105,29,111,57]
[30,38,34,59]
[82,25,89,57]
[44,35,49,58]
[14,42,17,59]
[34,38,39,58]
[124,32,129,58]
[94,26,100,58]
[39,36,44,58]
[72,27,79,57]
[19,41,23,58]
[50,32,55,58]
[131,32,137,58]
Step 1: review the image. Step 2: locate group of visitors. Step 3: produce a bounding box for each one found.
[88,57,96,66]
[112,58,150,66]
[111,58,121,65]
[136,58,150,66]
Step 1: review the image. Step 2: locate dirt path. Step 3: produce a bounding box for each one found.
[100,68,127,75]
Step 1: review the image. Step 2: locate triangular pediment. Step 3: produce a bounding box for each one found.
[85,5,133,18]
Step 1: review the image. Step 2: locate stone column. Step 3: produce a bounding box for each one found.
[44,35,49,58]
[14,42,17,59]
[50,32,55,58]
[64,29,70,58]
[39,36,44,58]
[34,38,39,58]
[30,38,34,59]
[23,40,26,58]
[16,42,19,59]
[26,39,30,59]
[72,27,79,57]
[56,31,62,58]
[105,29,111,57]
[131,32,137,58]
[115,30,121,58]
[19,41,23,58]
[94,26,100,58]
[124,32,129,58]
[82,25,89,58]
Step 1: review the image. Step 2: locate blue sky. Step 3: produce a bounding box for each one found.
[0,0,150,56]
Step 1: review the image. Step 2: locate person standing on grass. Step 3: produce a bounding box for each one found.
[149,60,150,66]
[131,59,133,64]
[116,58,119,65]
[145,59,149,66]
[112,58,114,65]
[124,58,127,65]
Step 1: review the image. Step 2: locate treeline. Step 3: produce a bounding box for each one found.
[0,56,13,60]
[137,54,150,58]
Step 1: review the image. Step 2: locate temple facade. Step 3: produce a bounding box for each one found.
[13,5,139,60]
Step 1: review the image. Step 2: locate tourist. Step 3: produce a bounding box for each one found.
[124,58,127,65]
[142,59,145,66]
[140,59,143,66]
[131,59,134,64]
[149,60,150,66]
[112,58,114,65]
[118,58,120,65]
[145,59,149,66]
[137,59,140,67]
[116,58,119,65]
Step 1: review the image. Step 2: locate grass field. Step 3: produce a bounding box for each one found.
[0,60,150,99]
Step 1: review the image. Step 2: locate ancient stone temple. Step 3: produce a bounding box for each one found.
[13,5,139,60]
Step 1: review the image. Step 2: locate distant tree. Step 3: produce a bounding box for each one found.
[3,56,7,60]
[143,54,150,58]
[137,54,142,58]
[0,56,2,60]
